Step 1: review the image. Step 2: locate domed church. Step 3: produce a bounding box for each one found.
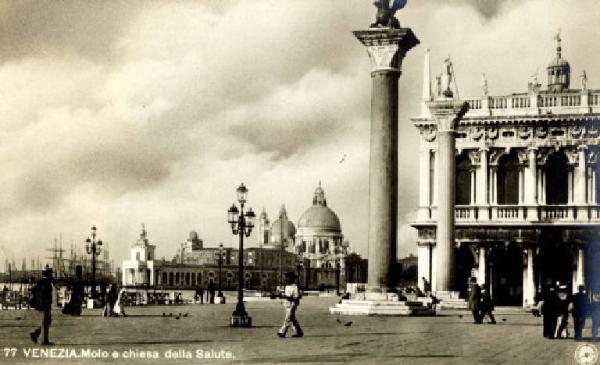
[295,182,349,268]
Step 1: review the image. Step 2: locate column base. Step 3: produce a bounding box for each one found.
[230,314,252,327]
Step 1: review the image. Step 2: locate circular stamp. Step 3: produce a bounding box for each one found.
[575,343,599,365]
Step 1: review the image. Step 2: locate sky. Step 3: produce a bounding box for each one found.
[0,0,599,270]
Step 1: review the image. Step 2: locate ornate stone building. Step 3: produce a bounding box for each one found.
[412,36,600,306]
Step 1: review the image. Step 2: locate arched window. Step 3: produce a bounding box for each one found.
[546,152,569,205]
[175,272,180,285]
[185,272,190,286]
[162,272,167,284]
[456,154,472,205]
[169,272,174,286]
[497,153,519,205]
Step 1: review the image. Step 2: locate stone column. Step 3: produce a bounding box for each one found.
[574,146,587,205]
[427,99,469,292]
[418,146,431,220]
[478,148,490,220]
[478,247,486,285]
[417,242,431,292]
[573,246,585,292]
[523,248,535,306]
[354,28,419,294]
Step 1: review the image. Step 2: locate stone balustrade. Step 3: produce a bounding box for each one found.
[425,204,600,224]
[462,90,600,118]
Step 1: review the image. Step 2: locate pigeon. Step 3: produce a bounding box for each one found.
[339,154,347,164]
[336,318,342,324]
[175,314,181,320]
[162,312,166,317]
[502,318,507,322]
[344,321,353,327]
[458,314,463,318]
[182,313,189,317]
[15,316,22,320]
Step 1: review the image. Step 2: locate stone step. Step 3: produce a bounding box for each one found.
[329,299,436,316]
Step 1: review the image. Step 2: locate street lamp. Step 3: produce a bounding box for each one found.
[227,183,256,327]
[85,225,103,300]
[218,242,224,297]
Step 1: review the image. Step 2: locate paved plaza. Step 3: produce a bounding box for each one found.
[0,296,596,365]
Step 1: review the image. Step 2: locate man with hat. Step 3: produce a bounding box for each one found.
[277,271,303,338]
[30,266,54,345]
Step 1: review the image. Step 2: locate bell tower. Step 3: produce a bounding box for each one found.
[547,31,570,92]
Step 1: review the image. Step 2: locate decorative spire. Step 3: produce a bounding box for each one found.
[421,48,432,116]
[312,182,327,207]
[278,204,288,220]
[554,29,562,59]
[140,223,147,239]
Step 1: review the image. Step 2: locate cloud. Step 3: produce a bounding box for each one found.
[1,0,599,267]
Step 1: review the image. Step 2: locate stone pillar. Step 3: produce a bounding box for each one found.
[354,28,419,294]
[573,247,585,292]
[417,243,431,292]
[525,148,538,221]
[478,148,490,220]
[427,99,469,292]
[523,248,535,307]
[478,247,486,285]
[575,146,587,205]
[418,146,431,220]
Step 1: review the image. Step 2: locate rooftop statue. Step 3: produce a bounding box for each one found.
[370,0,407,29]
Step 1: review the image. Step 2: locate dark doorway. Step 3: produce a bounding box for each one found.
[454,244,476,298]
[488,245,523,306]
[497,153,520,205]
[537,234,573,292]
[546,152,569,205]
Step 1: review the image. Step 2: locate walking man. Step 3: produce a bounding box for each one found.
[30,266,54,346]
[480,283,496,324]
[277,272,303,338]
[468,277,482,324]
[542,284,559,339]
[572,285,589,341]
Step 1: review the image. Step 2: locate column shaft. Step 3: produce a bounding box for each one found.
[436,129,456,291]
[478,247,486,284]
[575,148,587,204]
[418,147,431,220]
[367,70,399,292]
[524,248,535,306]
[478,149,489,205]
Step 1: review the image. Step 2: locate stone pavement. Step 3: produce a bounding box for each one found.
[0,296,596,365]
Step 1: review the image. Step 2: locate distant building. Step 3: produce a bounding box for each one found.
[121,225,156,286]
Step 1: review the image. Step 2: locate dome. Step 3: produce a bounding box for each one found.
[271,219,296,238]
[297,182,341,233]
[297,205,341,233]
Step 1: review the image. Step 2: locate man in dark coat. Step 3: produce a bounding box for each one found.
[195,285,204,304]
[480,283,496,324]
[542,285,559,339]
[30,266,54,345]
[468,278,482,324]
[572,285,589,341]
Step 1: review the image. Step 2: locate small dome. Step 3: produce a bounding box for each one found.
[298,206,341,233]
[189,231,199,240]
[271,219,296,239]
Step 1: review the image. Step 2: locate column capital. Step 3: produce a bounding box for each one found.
[354,28,419,73]
[426,99,470,132]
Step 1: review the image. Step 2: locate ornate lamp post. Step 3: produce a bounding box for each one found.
[85,225,103,299]
[218,242,224,297]
[227,183,256,327]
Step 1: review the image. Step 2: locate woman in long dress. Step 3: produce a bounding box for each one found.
[112,289,127,317]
